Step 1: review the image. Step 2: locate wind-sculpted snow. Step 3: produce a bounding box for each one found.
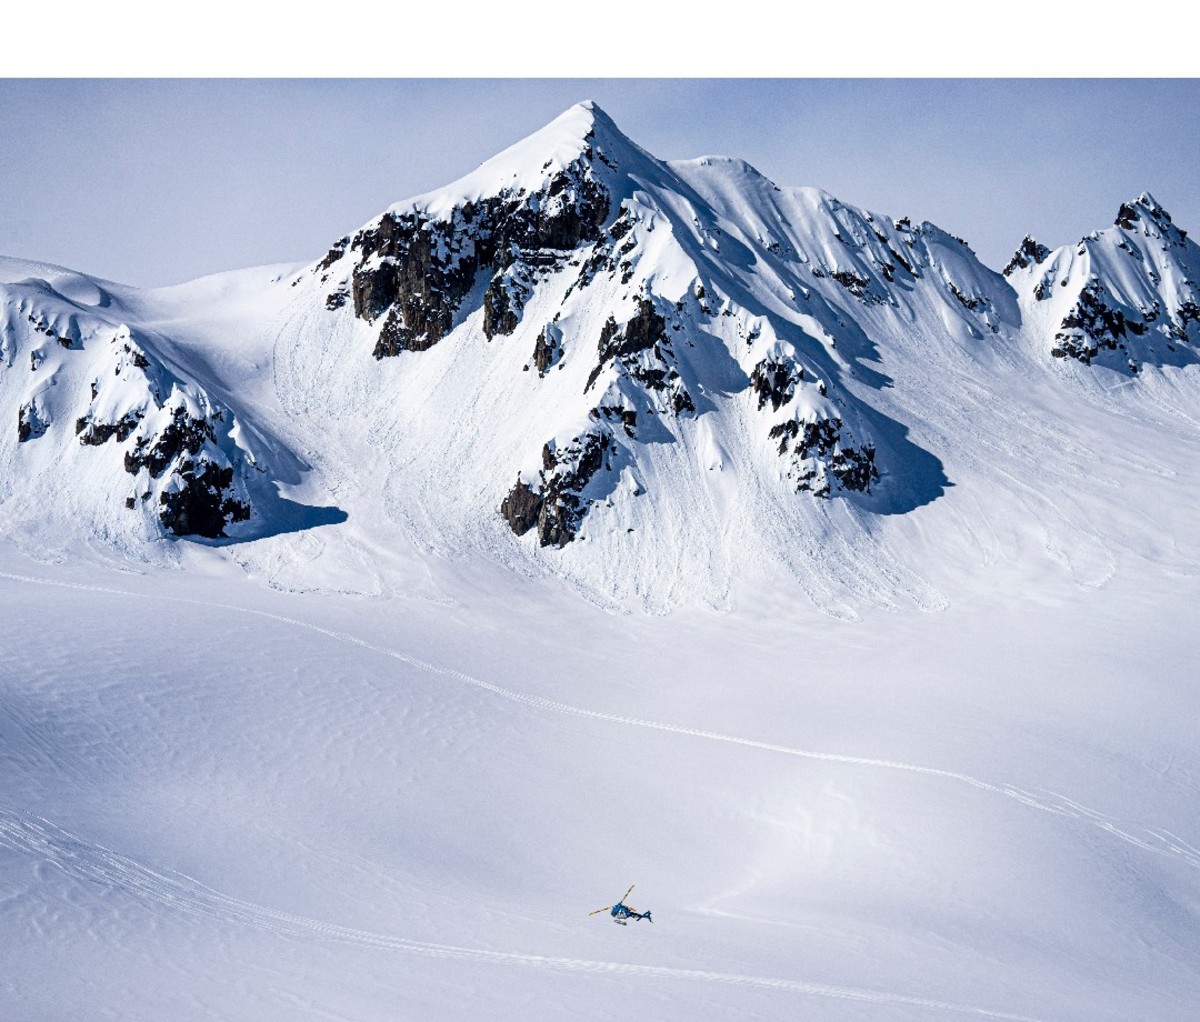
[4,563,1200,1020]
[4,100,1200,1022]
[0,803,1050,1022]
[5,566,1198,876]
[0,262,354,553]
[303,103,966,556]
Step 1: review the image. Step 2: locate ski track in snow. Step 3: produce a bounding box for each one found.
[0,804,1048,1022]
[3,569,1198,876]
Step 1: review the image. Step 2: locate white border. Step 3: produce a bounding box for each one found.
[9,2,1195,78]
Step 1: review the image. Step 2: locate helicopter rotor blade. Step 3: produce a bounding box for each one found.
[588,905,614,916]
[621,884,635,902]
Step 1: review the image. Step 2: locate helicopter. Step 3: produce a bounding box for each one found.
[589,884,653,925]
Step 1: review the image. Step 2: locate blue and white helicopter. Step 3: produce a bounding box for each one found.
[589,884,653,925]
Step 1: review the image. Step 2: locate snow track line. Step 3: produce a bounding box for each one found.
[2,569,1198,874]
[0,804,1047,1022]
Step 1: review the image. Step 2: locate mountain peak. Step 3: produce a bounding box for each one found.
[1115,191,1175,230]
[529,99,612,146]
[395,101,642,219]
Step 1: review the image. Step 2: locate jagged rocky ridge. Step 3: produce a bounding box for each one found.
[1011,193,1200,373]
[72,331,254,537]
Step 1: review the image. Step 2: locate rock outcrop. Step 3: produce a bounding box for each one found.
[1003,236,1050,276]
[769,414,878,496]
[501,428,613,547]
[320,139,611,359]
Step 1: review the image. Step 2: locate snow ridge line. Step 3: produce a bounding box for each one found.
[2,569,1197,873]
[0,804,1048,1022]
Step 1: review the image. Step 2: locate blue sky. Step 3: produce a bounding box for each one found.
[2,79,1197,287]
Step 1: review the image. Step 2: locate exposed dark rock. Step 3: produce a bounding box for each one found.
[871,231,919,279]
[1175,300,1200,338]
[769,415,877,496]
[122,343,150,370]
[44,321,259,539]
[18,403,47,443]
[751,356,803,411]
[482,273,522,339]
[603,298,664,360]
[124,407,215,477]
[536,431,610,547]
[586,298,667,391]
[830,269,880,303]
[325,289,348,310]
[948,281,984,311]
[76,411,144,446]
[1115,202,1141,230]
[830,444,878,493]
[532,328,562,376]
[581,298,695,416]
[316,236,349,273]
[158,460,250,539]
[353,259,400,324]
[672,389,696,415]
[343,159,611,358]
[499,479,543,535]
[564,206,639,299]
[1003,236,1050,276]
[1050,281,1146,365]
[1114,195,1188,247]
[353,214,479,357]
[599,404,638,437]
[500,429,613,547]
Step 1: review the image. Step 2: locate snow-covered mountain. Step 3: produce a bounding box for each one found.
[1,100,1197,607]
[4,102,1200,1022]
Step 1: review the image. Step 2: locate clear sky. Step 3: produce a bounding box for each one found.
[2,79,1198,288]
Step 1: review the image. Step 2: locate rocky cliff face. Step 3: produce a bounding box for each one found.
[318,137,610,360]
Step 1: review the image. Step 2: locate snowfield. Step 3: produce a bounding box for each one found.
[1,102,1199,1021]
